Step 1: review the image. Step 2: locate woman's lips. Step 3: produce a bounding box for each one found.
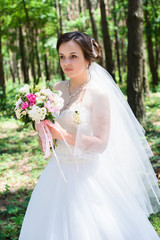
[65,68,73,72]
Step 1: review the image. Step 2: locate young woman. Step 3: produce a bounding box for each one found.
[19,31,160,240]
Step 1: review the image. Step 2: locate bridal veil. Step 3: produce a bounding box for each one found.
[73,62,160,217]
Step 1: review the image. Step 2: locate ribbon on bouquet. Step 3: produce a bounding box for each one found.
[35,120,79,182]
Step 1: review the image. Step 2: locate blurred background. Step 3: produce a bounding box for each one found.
[0,0,160,239]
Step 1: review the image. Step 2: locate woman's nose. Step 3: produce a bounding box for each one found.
[64,57,71,65]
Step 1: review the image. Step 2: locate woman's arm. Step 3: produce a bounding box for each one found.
[48,124,106,151]
[46,92,110,153]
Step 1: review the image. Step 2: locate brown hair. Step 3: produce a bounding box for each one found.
[56,31,101,63]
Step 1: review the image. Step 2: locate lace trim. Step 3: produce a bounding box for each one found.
[53,152,99,165]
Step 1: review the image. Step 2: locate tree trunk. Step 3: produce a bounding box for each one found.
[86,0,99,43]
[15,57,20,84]
[78,0,82,13]
[58,1,63,36]
[127,0,145,122]
[112,0,122,83]
[44,52,50,81]
[0,22,5,98]
[9,61,15,83]
[55,0,65,80]
[150,0,159,70]
[142,41,150,97]
[144,1,159,86]
[8,49,15,83]
[12,51,19,83]
[99,0,115,78]
[19,26,29,83]
[35,28,41,83]
[22,0,36,83]
[121,38,126,74]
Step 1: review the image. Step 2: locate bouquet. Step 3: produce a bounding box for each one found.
[14,84,64,158]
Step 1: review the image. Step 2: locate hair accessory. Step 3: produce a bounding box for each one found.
[91,38,98,58]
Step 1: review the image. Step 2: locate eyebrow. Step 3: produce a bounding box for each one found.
[59,52,79,55]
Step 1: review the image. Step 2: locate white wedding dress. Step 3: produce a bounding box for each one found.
[19,103,160,240]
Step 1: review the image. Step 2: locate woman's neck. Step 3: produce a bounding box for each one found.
[69,71,88,90]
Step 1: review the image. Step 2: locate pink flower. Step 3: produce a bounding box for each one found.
[26,93,37,106]
[52,108,59,113]
[44,100,59,113]
[44,100,52,112]
[22,101,28,109]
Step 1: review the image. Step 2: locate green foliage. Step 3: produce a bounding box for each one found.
[0,82,47,239]
[149,212,160,236]
[144,93,160,169]
[0,188,32,240]
[0,82,18,119]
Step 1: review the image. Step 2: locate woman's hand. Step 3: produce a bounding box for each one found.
[42,120,76,146]
[44,121,67,140]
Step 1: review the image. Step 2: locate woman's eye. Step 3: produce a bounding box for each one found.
[71,55,77,58]
[59,56,64,59]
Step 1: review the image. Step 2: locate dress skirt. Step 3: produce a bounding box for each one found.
[19,153,160,240]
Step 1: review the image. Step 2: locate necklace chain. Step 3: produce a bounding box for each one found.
[65,78,89,109]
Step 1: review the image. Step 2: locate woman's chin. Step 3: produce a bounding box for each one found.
[64,71,74,78]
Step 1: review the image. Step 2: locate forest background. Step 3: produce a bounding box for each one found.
[0,0,160,239]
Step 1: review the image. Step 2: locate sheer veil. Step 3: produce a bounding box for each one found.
[73,62,160,217]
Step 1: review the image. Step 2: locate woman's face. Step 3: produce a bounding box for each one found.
[58,40,89,79]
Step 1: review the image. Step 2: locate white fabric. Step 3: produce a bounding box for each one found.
[74,62,160,216]
[19,63,160,239]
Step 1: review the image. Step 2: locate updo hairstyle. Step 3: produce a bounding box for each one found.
[56,31,101,64]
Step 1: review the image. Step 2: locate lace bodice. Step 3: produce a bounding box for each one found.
[54,104,92,163]
[52,78,110,164]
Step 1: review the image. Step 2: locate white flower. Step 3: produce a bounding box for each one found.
[51,94,64,110]
[35,92,41,97]
[41,95,46,100]
[36,96,44,104]
[22,110,27,115]
[28,105,47,124]
[19,85,30,94]
[40,88,53,98]
[15,108,22,119]
[56,90,62,96]
[15,98,22,110]
[40,107,47,121]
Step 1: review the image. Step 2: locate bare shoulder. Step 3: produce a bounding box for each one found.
[52,80,68,91]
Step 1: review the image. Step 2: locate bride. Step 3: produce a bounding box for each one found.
[19,31,160,239]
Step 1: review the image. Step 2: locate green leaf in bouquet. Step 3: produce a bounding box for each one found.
[30,86,34,94]
[37,103,44,108]
[47,112,52,118]
[47,113,55,124]
[20,94,27,102]
[31,85,42,94]
[53,139,57,149]
[22,114,31,125]
[32,121,36,131]
[23,122,30,128]
[53,90,60,94]
[15,94,20,101]
[49,118,55,124]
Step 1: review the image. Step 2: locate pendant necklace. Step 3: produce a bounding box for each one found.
[65,78,89,110]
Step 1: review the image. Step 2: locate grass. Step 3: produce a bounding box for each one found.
[0,82,160,239]
[0,118,47,239]
[143,92,160,236]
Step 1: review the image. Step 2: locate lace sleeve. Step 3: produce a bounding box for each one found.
[74,89,111,154]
